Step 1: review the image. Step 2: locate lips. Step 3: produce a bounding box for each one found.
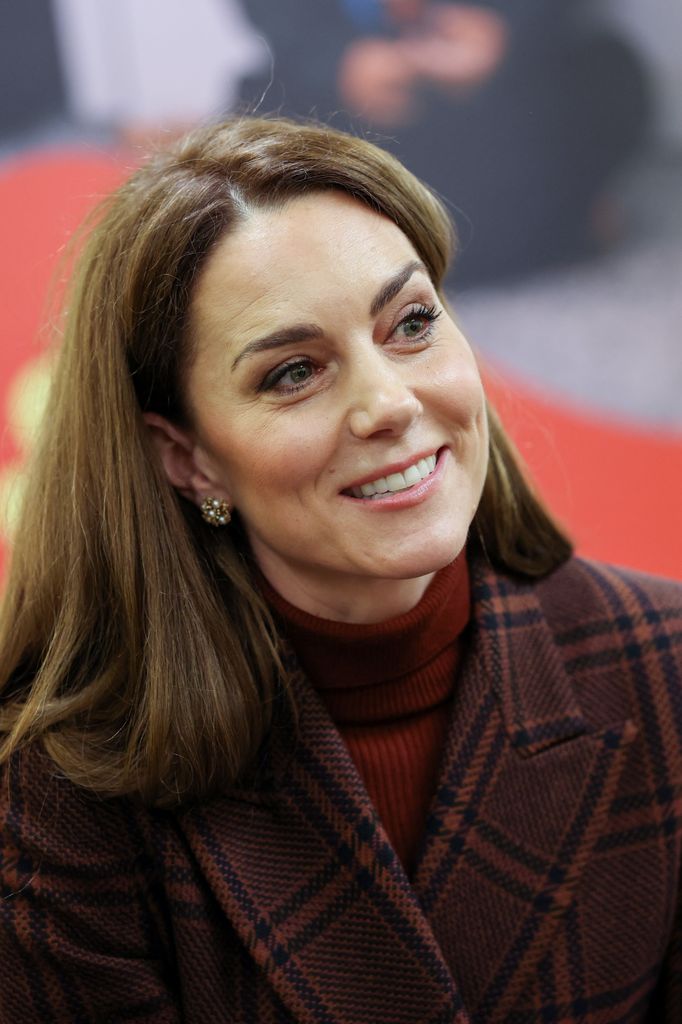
[343,450,439,499]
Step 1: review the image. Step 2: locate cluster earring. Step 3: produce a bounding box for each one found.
[200,497,232,527]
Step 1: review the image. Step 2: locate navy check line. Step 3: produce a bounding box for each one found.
[556,607,681,648]
[283,877,364,956]
[191,810,338,1024]
[479,608,545,631]
[511,716,586,750]
[471,579,493,602]
[297,725,369,817]
[355,877,467,1021]
[420,719,507,914]
[609,784,681,814]
[504,960,660,1023]
[474,574,530,729]
[476,818,549,876]
[614,569,682,752]
[555,616,621,646]
[474,582,527,729]
[284,767,461,1010]
[555,731,625,866]
[564,901,588,1023]
[595,816,680,853]
[462,845,536,904]
[537,948,557,1010]
[565,634,682,676]
[293,741,396,868]
[269,855,344,927]
[235,941,260,1022]
[564,647,626,674]
[433,688,499,809]
[476,726,626,1018]
[581,562,671,790]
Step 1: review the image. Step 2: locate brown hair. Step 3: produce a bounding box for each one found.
[0,118,571,806]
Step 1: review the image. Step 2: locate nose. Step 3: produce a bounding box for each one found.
[347,350,423,439]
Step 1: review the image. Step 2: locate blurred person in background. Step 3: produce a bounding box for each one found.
[0,0,267,152]
[239,0,651,285]
[1,0,652,287]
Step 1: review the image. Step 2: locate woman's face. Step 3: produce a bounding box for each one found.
[180,191,488,620]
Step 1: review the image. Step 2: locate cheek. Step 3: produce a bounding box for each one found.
[430,354,485,425]
[218,421,334,504]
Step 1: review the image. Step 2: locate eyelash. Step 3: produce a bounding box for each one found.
[258,303,442,395]
[395,303,441,343]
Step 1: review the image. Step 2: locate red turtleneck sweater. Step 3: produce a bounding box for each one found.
[259,554,470,875]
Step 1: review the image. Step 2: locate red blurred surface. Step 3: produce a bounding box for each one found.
[485,369,682,580]
[0,149,125,462]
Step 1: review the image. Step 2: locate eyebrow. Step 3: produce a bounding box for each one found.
[369,259,426,317]
[231,258,427,370]
[231,323,323,370]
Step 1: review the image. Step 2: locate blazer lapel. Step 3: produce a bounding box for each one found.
[179,659,471,1024]
[412,558,637,1023]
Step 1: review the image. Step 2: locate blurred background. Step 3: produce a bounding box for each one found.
[1,0,680,578]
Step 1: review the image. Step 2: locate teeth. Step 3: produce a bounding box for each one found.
[386,471,406,491]
[349,453,437,499]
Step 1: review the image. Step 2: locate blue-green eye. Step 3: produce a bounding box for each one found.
[395,304,441,342]
[260,359,315,393]
[401,316,429,338]
[285,363,312,385]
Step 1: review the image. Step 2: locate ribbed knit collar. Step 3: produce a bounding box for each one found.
[257,553,471,724]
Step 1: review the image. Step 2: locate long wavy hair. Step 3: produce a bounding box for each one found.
[0,118,571,806]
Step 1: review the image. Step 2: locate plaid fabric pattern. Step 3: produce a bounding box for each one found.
[1,555,681,1023]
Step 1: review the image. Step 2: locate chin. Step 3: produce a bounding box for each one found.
[372,532,468,581]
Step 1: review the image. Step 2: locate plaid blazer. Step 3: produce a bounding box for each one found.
[2,555,682,1023]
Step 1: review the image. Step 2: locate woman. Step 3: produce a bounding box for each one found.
[0,118,680,1023]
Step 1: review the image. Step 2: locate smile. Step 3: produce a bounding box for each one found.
[346,453,438,499]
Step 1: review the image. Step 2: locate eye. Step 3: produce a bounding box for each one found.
[259,358,317,394]
[394,303,442,343]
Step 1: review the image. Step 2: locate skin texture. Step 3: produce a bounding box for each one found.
[146,192,488,622]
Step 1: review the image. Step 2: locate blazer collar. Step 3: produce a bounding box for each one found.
[178,556,636,1023]
[470,559,588,753]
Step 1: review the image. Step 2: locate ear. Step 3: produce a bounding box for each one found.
[143,412,232,507]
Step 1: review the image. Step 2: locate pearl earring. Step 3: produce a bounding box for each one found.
[200,497,231,527]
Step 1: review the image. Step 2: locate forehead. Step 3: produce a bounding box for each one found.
[190,192,421,340]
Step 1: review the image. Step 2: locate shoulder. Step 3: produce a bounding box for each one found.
[531,556,682,764]
[1,740,179,954]
[1,750,183,1019]
[533,556,682,643]
[474,552,682,645]
[1,742,154,882]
